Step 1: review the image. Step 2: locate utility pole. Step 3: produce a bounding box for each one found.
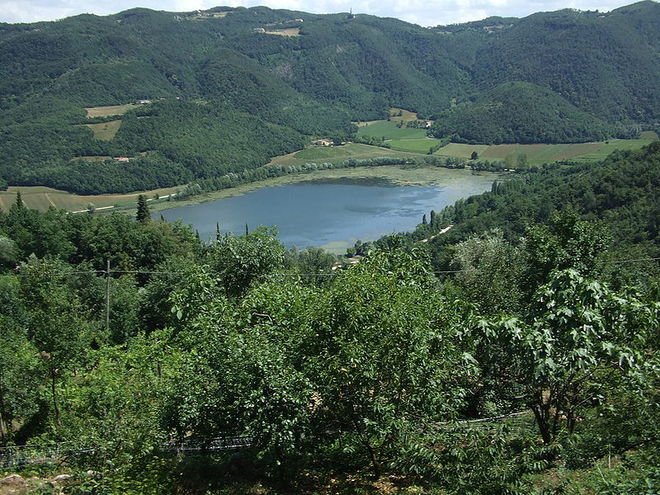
[105,259,111,333]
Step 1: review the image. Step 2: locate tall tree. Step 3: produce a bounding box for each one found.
[18,258,90,424]
[136,194,151,224]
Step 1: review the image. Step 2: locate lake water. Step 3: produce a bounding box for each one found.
[157,173,496,252]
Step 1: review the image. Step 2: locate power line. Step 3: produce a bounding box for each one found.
[13,257,660,279]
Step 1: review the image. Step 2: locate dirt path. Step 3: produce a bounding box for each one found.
[420,224,453,243]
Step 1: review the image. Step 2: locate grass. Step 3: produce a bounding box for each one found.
[279,143,427,166]
[85,120,122,141]
[389,108,419,122]
[571,136,658,162]
[264,28,300,36]
[437,143,490,159]
[70,156,112,162]
[388,138,445,153]
[85,104,138,118]
[357,121,428,140]
[0,186,181,212]
[356,116,657,166]
[5,131,656,213]
[435,137,658,165]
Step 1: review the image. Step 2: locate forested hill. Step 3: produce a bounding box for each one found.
[0,1,658,194]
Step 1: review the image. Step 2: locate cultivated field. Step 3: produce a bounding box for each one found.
[0,186,181,212]
[70,156,112,162]
[85,104,138,118]
[388,108,419,121]
[264,28,300,36]
[357,121,428,140]
[569,135,658,162]
[435,136,657,164]
[355,114,657,165]
[388,138,445,153]
[85,120,122,141]
[283,143,426,165]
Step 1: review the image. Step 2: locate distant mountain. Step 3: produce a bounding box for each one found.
[0,2,657,194]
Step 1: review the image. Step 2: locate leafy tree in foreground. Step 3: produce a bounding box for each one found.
[312,250,467,476]
[469,268,658,446]
[0,316,41,445]
[207,227,287,297]
[450,229,525,315]
[18,258,91,425]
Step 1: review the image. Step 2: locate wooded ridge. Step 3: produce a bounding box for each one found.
[0,1,658,194]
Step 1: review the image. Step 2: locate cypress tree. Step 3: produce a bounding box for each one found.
[136,195,150,223]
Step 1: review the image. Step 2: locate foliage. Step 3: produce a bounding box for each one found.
[430,82,618,144]
[207,227,287,297]
[468,268,658,445]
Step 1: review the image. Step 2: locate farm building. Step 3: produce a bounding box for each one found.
[311,139,333,147]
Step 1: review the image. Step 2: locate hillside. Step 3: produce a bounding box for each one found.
[0,2,658,194]
[429,82,617,144]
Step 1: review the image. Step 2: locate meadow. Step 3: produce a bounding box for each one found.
[85,104,139,118]
[357,117,658,164]
[0,185,180,212]
[85,120,122,140]
[436,135,658,164]
[388,108,419,121]
[356,121,428,140]
[281,142,427,165]
[264,27,301,36]
[388,137,445,153]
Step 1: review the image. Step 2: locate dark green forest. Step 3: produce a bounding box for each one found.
[429,82,620,144]
[0,142,658,493]
[0,1,658,194]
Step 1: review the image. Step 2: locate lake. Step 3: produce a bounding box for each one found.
[157,172,497,253]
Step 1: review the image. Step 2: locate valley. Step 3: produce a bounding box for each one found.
[0,130,654,213]
[0,2,658,494]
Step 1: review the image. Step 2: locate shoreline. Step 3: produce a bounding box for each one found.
[149,166,502,213]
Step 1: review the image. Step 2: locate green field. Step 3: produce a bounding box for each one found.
[357,121,428,140]
[85,104,138,118]
[570,136,658,162]
[85,120,122,141]
[284,143,426,165]
[388,108,419,121]
[435,136,658,164]
[388,138,445,153]
[0,186,181,212]
[357,117,658,166]
[70,156,112,162]
[264,27,300,36]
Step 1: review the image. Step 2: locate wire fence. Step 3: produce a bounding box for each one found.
[0,443,95,469]
[2,411,534,468]
[0,437,254,469]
